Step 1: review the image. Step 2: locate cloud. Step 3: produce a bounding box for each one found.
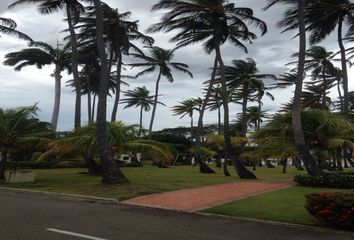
[0,0,353,132]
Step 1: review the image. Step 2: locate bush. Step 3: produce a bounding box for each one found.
[294,172,354,189]
[305,191,354,230]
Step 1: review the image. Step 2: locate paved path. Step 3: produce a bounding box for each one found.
[123,180,294,212]
[0,189,353,240]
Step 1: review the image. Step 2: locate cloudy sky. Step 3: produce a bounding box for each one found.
[0,0,353,131]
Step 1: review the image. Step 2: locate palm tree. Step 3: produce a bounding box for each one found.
[74,3,154,122]
[131,46,193,139]
[121,86,161,137]
[0,17,31,42]
[0,105,53,179]
[4,41,71,131]
[172,98,202,140]
[265,0,323,176]
[10,0,88,129]
[289,46,336,110]
[93,0,128,184]
[150,0,267,179]
[244,106,270,130]
[206,85,223,135]
[41,122,174,173]
[224,58,276,137]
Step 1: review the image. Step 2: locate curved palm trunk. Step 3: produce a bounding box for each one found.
[215,44,256,179]
[195,58,218,174]
[293,0,322,176]
[148,70,162,140]
[138,105,143,138]
[66,5,81,129]
[50,65,62,131]
[111,50,122,122]
[338,17,349,112]
[93,0,128,184]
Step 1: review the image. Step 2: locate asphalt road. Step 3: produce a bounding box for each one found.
[0,189,353,240]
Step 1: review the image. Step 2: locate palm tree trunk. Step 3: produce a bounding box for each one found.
[92,94,96,122]
[66,5,81,129]
[293,0,322,176]
[148,70,162,139]
[195,58,217,174]
[190,114,193,141]
[217,105,221,134]
[214,44,256,179]
[321,68,327,110]
[50,65,61,131]
[337,79,344,112]
[93,0,128,184]
[138,105,143,138]
[111,50,122,122]
[241,83,249,136]
[87,74,92,124]
[338,18,349,112]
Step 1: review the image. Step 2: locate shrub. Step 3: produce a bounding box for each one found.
[305,191,354,230]
[294,172,354,189]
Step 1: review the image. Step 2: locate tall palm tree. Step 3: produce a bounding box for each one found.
[265,0,323,176]
[10,0,88,129]
[74,3,154,122]
[4,41,71,131]
[206,85,223,135]
[224,58,276,137]
[172,98,202,140]
[150,0,267,179]
[121,86,161,137]
[131,46,193,139]
[93,0,128,184]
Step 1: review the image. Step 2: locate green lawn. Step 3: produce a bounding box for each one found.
[0,165,297,200]
[203,186,348,225]
[0,166,232,200]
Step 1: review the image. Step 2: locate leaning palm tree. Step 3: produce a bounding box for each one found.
[121,86,162,137]
[265,0,323,176]
[131,46,193,139]
[150,0,267,179]
[172,98,202,141]
[4,41,71,131]
[10,0,88,129]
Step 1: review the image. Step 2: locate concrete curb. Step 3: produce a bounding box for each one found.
[0,186,119,204]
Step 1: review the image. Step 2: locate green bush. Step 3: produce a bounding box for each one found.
[305,191,354,230]
[294,172,354,189]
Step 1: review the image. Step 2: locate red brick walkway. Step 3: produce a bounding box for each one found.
[123,180,294,212]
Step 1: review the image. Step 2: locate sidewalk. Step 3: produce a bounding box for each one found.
[123,180,294,212]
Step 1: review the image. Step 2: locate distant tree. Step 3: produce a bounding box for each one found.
[131,46,193,139]
[4,41,71,131]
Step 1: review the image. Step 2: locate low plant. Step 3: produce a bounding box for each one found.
[305,191,354,230]
[294,172,354,189]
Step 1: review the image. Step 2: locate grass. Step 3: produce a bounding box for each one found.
[0,165,298,200]
[0,166,234,200]
[203,186,349,225]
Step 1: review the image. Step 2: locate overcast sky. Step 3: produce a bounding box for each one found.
[0,0,353,131]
